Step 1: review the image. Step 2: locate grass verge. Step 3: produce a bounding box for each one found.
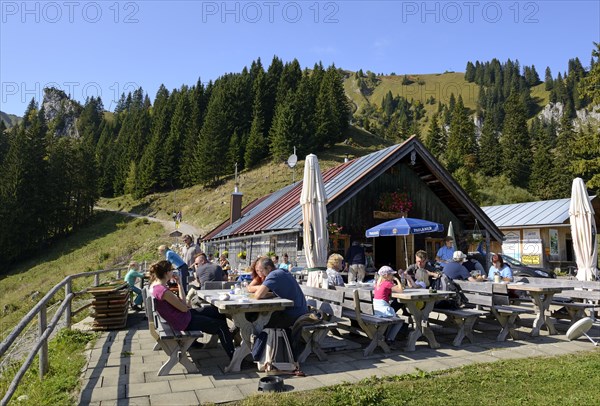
[231,350,600,406]
[0,329,97,405]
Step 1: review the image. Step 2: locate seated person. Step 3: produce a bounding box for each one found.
[405,250,438,288]
[443,251,480,281]
[125,261,146,311]
[254,258,308,329]
[219,254,231,273]
[464,254,485,276]
[325,253,345,287]
[373,266,404,347]
[149,260,235,358]
[487,254,513,282]
[195,253,227,288]
[246,258,266,293]
[435,237,455,268]
[278,253,291,271]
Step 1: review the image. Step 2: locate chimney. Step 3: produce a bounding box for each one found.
[230,184,243,225]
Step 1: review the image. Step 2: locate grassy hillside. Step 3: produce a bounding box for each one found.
[99,126,392,236]
[345,72,480,114]
[0,212,166,341]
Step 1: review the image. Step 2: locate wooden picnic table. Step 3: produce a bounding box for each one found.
[506,283,573,336]
[392,289,454,351]
[197,289,293,372]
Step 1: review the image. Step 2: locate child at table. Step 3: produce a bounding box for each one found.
[373,266,405,346]
[125,261,146,311]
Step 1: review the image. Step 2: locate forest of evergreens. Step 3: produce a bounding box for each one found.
[1,45,599,266]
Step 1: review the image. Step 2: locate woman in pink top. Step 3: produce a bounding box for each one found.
[149,260,235,359]
[373,266,405,346]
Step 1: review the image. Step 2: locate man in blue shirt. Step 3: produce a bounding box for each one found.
[345,241,366,283]
[254,257,307,327]
[158,244,190,294]
[436,237,456,268]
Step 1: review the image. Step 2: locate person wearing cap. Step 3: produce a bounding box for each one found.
[435,237,456,268]
[487,254,513,282]
[442,251,479,281]
[373,266,404,347]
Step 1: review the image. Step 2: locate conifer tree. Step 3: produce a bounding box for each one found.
[544,66,554,90]
[195,83,230,185]
[551,113,576,197]
[500,89,531,187]
[572,123,600,190]
[529,119,555,199]
[269,90,300,161]
[478,113,502,176]
[180,79,208,187]
[424,113,443,159]
[446,95,476,173]
[245,70,268,168]
[578,42,600,105]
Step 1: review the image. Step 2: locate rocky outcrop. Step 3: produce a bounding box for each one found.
[537,102,600,130]
[42,87,81,138]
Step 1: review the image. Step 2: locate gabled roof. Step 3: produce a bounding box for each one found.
[204,136,503,242]
[482,196,598,228]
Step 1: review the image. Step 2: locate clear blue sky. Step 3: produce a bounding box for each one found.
[1,0,598,115]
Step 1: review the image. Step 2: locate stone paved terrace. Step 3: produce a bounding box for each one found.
[75,310,600,405]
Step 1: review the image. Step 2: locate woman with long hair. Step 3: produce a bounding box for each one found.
[149,260,235,358]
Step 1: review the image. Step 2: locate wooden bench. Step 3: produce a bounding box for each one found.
[297,285,343,362]
[454,281,534,341]
[335,287,404,356]
[142,287,203,376]
[431,305,488,347]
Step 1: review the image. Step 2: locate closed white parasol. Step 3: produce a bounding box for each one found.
[569,178,598,281]
[300,154,329,287]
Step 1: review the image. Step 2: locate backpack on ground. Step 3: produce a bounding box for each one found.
[432,273,468,309]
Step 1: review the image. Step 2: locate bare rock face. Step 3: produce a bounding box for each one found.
[537,102,600,130]
[42,87,81,138]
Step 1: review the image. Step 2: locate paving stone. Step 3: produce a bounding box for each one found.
[127,381,171,398]
[99,396,150,406]
[209,372,256,387]
[170,375,215,391]
[150,391,199,405]
[196,386,245,404]
[79,384,125,403]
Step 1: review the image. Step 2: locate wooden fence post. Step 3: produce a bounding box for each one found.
[94,273,100,287]
[64,280,72,329]
[38,306,48,379]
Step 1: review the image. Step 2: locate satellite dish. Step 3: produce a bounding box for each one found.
[566,317,598,345]
[287,154,297,168]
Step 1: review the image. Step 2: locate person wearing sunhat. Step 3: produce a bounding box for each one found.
[373,266,404,347]
[442,251,479,281]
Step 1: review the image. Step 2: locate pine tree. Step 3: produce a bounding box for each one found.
[245,70,268,168]
[162,87,190,190]
[500,89,531,188]
[195,83,230,185]
[551,113,576,197]
[446,95,476,173]
[544,66,554,91]
[269,90,299,162]
[180,79,207,187]
[572,123,600,190]
[478,113,502,176]
[424,113,443,158]
[528,119,555,199]
[578,42,600,105]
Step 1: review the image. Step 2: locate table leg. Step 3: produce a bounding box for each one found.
[530,292,557,336]
[224,311,272,373]
[404,300,440,351]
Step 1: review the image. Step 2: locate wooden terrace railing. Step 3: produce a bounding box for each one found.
[0,267,128,406]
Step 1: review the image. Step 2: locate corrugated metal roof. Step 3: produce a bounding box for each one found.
[482,199,571,227]
[204,138,504,243]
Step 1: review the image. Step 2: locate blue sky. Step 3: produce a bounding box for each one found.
[1,0,599,115]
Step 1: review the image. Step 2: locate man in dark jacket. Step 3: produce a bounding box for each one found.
[345,241,366,283]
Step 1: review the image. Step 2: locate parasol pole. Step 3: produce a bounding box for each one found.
[404,236,409,270]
